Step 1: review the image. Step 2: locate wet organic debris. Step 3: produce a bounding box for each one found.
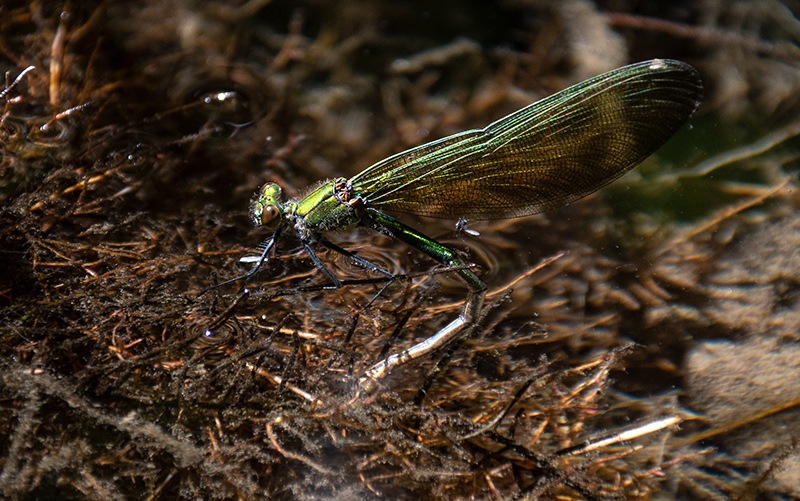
[1,1,799,499]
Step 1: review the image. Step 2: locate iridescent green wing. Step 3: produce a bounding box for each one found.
[349,59,703,220]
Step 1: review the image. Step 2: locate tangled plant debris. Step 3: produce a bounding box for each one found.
[1,1,798,499]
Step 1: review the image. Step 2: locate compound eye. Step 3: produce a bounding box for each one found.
[260,204,279,225]
[250,182,283,227]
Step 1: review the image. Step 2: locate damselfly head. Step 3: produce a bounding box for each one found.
[250,182,283,227]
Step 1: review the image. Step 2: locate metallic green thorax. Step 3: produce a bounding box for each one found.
[294,179,362,233]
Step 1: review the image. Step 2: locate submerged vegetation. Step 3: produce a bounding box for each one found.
[1,1,798,499]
